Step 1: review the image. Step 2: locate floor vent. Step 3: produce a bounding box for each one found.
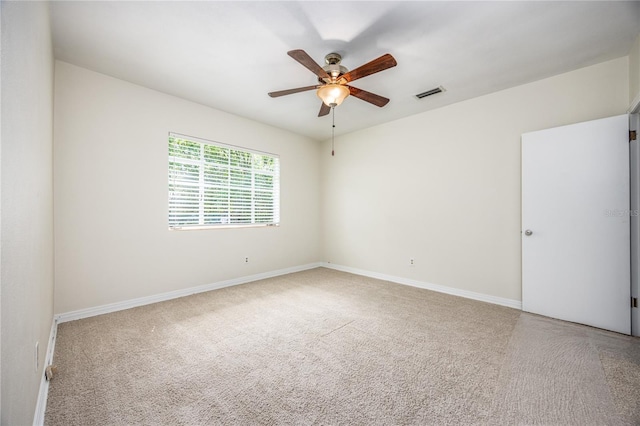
[416,86,445,99]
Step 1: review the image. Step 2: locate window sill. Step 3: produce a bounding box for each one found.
[168,223,279,231]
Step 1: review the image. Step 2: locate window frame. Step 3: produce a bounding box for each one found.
[168,132,280,230]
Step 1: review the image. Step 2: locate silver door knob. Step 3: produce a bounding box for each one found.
[524,229,533,236]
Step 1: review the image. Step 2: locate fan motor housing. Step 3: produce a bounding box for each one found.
[321,52,348,81]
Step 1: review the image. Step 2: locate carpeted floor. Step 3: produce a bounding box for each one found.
[44,268,640,425]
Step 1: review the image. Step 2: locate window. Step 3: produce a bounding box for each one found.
[168,133,280,229]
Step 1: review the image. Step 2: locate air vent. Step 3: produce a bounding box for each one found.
[416,86,445,99]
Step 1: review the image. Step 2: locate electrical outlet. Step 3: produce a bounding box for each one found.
[410,258,415,266]
[35,341,39,372]
[245,257,249,263]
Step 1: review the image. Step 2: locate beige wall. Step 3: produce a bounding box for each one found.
[54,61,321,314]
[630,33,640,108]
[1,1,55,424]
[321,57,629,303]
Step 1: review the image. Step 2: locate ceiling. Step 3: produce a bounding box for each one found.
[50,1,640,141]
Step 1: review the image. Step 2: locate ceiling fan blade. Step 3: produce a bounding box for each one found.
[288,50,331,80]
[341,54,397,83]
[268,85,319,98]
[318,102,331,117]
[348,86,390,107]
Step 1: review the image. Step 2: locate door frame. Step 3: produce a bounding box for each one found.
[630,112,639,336]
[630,90,639,336]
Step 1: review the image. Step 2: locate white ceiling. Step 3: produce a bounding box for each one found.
[50,1,640,141]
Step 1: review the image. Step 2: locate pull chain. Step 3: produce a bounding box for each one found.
[331,106,335,156]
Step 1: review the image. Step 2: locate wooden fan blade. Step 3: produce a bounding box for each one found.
[318,102,331,117]
[348,86,390,107]
[268,85,319,98]
[341,54,397,83]
[288,50,331,80]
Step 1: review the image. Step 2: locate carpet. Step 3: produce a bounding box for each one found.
[44,268,640,425]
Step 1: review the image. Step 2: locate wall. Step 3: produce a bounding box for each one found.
[1,1,55,424]
[54,61,321,314]
[630,33,640,108]
[321,57,629,303]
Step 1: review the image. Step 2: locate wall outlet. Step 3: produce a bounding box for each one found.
[35,341,39,372]
[245,257,249,263]
[410,258,415,266]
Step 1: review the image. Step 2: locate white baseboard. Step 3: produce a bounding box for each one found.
[54,262,323,323]
[33,318,58,426]
[322,262,522,310]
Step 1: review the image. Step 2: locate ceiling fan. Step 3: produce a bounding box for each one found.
[268,49,397,117]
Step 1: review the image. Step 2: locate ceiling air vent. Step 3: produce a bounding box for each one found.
[416,86,445,99]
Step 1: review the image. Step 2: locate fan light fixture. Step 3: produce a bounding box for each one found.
[317,84,349,107]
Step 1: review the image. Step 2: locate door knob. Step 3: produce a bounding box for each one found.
[524,229,533,236]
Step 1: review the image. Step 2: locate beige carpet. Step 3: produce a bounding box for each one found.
[44,268,640,425]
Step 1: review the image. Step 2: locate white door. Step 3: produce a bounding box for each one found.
[522,115,630,334]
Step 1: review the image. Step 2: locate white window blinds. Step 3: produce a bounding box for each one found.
[168,133,280,229]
